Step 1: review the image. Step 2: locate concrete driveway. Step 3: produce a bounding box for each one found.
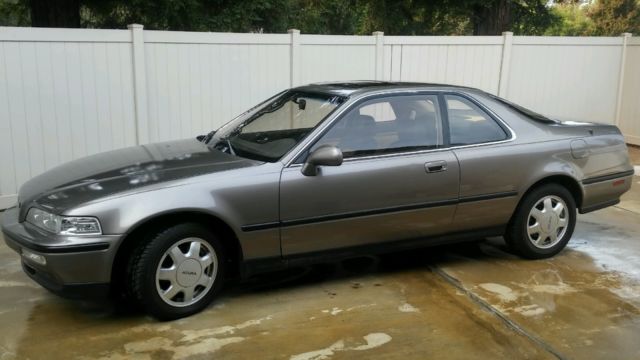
[1,149,639,360]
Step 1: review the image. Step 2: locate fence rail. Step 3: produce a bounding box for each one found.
[0,26,638,209]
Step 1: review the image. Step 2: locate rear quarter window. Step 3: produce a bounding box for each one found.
[445,95,507,146]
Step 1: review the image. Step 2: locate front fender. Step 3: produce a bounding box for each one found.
[66,183,241,235]
[65,164,283,261]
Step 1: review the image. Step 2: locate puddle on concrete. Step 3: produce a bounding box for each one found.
[0,246,552,360]
[289,332,392,360]
[440,234,640,359]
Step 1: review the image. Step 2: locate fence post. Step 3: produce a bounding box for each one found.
[614,33,632,127]
[498,31,513,98]
[288,29,300,87]
[373,31,384,80]
[128,24,149,145]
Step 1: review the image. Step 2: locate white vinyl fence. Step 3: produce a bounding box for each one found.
[0,26,639,209]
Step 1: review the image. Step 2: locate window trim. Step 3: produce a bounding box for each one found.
[283,89,516,167]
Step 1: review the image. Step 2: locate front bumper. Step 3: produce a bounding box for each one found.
[1,207,121,298]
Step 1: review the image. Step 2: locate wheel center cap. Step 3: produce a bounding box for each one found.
[176,259,202,287]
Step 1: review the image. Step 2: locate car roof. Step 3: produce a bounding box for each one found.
[293,81,482,97]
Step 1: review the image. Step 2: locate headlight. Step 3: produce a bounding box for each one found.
[26,208,102,236]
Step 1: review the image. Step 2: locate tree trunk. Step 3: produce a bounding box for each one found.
[30,0,80,27]
[473,0,512,35]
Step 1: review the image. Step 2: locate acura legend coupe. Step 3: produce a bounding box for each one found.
[2,82,633,319]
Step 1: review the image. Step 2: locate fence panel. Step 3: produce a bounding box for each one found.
[144,40,290,143]
[299,35,377,84]
[0,27,638,209]
[399,45,502,93]
[507,37,623,124]
[0,28,136,208]
[619,38,640,144]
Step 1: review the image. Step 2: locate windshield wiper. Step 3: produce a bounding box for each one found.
[225,138,236,155]
[210,136,237,156]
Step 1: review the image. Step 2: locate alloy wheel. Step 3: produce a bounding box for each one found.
[526,195,569,249]
[155,237,218,307]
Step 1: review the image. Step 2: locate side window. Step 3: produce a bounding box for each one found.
[445,95,507,146]
[359,102,396,122]
[311,95,442,158]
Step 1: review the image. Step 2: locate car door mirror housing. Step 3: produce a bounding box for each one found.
[301,145,343,176]
[197,130,216,143]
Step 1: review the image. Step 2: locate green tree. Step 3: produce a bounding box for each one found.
[1,0,556,34]
[545,2,596,35]
[587,0,640,35]
[285,0,369,34]
[356,0,471,35]
[81,0,292,32]
[30,0,80,27]
[5,0,636,37]
[357,0,554,35]
[510,0,560,35]
[545,0,639,36]
[0,0,29,26]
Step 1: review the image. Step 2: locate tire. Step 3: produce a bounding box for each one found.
[505,183,576,259]
[126,223,226,320]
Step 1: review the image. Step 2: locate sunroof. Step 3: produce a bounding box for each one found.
[313,81,391,88]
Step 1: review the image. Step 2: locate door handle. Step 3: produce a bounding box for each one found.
[425,160,447,173]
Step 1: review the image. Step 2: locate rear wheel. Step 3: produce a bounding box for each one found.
[505,184,576,259]
[126,223,226,320]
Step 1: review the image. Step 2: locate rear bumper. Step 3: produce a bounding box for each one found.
[1,207,121,297]
[579,198,620,214]
[580,170,634,213]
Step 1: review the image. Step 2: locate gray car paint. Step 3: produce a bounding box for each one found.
[16,139,263,219]
[1,82,634,290]
[281,149,461,254]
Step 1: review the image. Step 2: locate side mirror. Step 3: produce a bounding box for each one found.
[301,145,343,176]
[196,130,217,143]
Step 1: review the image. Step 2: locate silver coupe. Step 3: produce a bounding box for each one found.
[2,82,633,319]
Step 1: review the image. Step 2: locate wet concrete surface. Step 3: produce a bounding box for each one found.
[1,150,639,359]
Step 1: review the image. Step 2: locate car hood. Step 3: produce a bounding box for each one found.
[18,138,261,216]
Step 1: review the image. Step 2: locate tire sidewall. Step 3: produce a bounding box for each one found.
[136,224,226,320]
[511,184,577,258]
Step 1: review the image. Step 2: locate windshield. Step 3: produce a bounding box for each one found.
[208,91,345,162]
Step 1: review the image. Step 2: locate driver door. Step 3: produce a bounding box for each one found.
[279,94,460,256]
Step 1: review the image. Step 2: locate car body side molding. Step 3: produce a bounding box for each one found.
[240,225,506,277]
[240,191,518,232]
[581,170,634,185]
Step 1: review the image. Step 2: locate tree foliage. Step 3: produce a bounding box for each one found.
[0,0,637,36]
[355,0,471,35]
[545,2,596,35]
[0,0,29,26]
[588,0,640,35]
[510,0,560,35]
[546,0,640,35]
[80,0,292,32]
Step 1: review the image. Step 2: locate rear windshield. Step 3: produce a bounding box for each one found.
[488,94,558,124]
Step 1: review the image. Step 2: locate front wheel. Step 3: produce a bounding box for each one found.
[126,223,226,320]
[505,184,577,259]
